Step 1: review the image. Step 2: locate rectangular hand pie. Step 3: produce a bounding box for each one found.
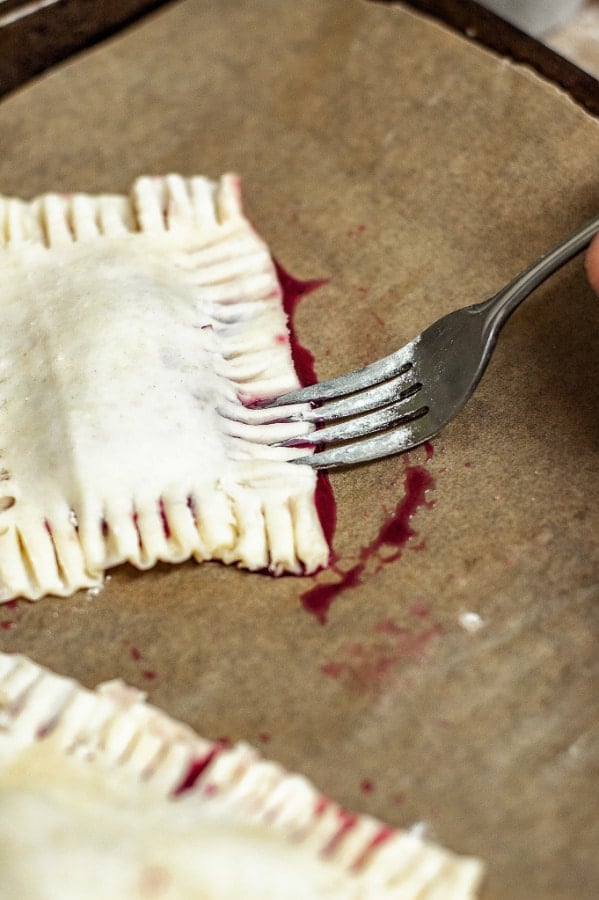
[0,650,484,897]
[0,175,328,602]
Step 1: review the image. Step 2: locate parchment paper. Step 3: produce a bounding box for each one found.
[1,1,598,897]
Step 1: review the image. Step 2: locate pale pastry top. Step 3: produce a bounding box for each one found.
[0,175,328,601]
[0,650,485,899]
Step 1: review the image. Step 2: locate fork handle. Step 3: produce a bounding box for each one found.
[476,214,599,338]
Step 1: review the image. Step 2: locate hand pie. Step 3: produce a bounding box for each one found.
[0,650,484,898]
[0,175,328,602]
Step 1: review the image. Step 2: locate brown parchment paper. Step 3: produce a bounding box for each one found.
[1,1,598,896]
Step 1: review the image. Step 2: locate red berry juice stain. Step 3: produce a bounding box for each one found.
[360,778,374,794]
[352,826,395,871]
[374,619,443,658]
[301,461,435,625]
[409,600,430,619]
[314,471,337,552]
[408,538,427,552]
[369,309,385,328]
[274,259,337,556]
[36,718,58,740]
[258,732,271,743]
[323,809,358,855]
[321,618,443,691]
[301,562,363,625]
[0,599,28,631]
[127,642,157,679]
[275,260,436,625]
[362,466,435,565]
[159,499,171,539]
[172,744,224,797]
[314,796,330,818]
[274,259,329,389]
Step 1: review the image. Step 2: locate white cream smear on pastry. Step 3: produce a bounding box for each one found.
[0,175,327,601]
[0,651,485,898]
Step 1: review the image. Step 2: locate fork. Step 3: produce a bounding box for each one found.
[267,214,599,469]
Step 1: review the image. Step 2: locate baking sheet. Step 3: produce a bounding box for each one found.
[1,1,598,896]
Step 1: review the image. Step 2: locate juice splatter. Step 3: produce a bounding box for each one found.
[361,466,435,565]
[275,260,337,555]
[275,259,436,625]
[301,562,364,624]
[172,744,224,797]
[301,462,435,624]
[274,259,329,389]
[321,619,443,691]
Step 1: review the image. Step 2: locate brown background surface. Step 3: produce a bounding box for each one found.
[0,1,598,897]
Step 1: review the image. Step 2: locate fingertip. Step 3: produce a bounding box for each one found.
[585,233,599,295]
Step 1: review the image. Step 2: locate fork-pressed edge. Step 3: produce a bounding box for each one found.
[265,214,599,469]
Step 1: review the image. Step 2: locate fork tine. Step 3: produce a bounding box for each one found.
[264,339,418,406]
[283,393,428,447]
[293,419,429,468]
[289,370,418,423]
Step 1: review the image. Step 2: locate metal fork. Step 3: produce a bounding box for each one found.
[267,215,599,469]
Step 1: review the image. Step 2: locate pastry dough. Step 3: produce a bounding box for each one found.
[0,175,327,602]
[0,651,484,898]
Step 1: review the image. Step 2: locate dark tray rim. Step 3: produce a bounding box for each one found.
[0,0,597,116]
